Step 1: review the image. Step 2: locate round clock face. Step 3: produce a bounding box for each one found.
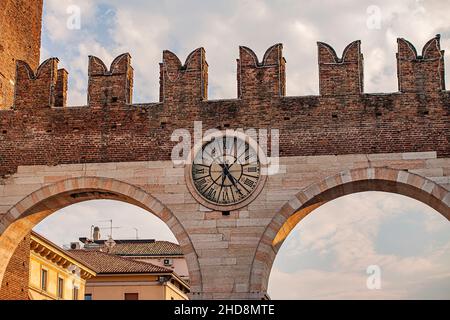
[188,134,265,210]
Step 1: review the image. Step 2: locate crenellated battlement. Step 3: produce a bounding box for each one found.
[237,44,286,99]
[317,40,364,95]
[14,57,64,109]
[0,35,448,176]
[160,48,208,103]
[88,53,134,107]
[397,35,445,93]
[6,35,448,110]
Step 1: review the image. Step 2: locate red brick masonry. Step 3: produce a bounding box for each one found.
[0,0,43,109]
[0,36,448,177]
[0,235,30,300]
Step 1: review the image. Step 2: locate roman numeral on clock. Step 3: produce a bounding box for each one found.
[206,188,217,200]
[222,188,231,203]
[194,168,206,175]
[195,178,208,191]
[244,178,256,188]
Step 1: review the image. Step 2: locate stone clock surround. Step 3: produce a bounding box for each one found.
[0,151,448,299]
[185,131,268,212]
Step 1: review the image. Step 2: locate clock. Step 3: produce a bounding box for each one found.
[185,131,267,211]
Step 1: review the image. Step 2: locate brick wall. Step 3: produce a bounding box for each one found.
[0,0,43,109]
[0,35,448,176]
[0,234,30,300]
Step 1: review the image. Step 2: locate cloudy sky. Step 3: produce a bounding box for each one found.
[39,0,450,105]
[35,0,450,299]
[268,192,450,299]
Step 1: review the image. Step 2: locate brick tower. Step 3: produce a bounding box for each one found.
[0,0,43,109]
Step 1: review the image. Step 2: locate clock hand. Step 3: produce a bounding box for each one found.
[221,162,231,175]
[216,162,242,195]
[226,171,243,196]
[220,166,227,187]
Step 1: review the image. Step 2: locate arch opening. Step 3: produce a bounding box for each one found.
[0,177,202,298]
[250,168,450,298]
[268,191,450,299]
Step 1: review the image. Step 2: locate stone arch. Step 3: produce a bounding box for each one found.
[0,176,202,295]
[249,167,450,298]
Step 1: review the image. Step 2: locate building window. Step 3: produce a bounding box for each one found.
[41,269,48,291]
[124,293,139,300]
[84,294,92,300]
[73,287,79,300]
[57,277,64,299]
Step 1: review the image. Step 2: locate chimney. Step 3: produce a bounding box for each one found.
[93,226,101,241]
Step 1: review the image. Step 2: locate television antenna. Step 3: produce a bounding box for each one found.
[132,227,139,240]
[97,219,122,238]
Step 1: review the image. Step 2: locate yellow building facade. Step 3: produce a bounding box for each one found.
[85,274,189,300]
[27,232,189,300]
[70,250,189,300]
[29,232,96,300]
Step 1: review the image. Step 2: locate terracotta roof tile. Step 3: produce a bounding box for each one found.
[68,250,173,274]
[83,240,183,256]
[108,241,182,256]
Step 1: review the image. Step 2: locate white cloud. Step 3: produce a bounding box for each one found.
[269,268,408,300]
[43,0,96,42]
